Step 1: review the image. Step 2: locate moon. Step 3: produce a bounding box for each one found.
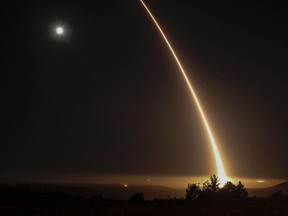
[56,27,64,35]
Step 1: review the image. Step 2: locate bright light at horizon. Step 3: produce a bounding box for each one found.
[140,0,229,187]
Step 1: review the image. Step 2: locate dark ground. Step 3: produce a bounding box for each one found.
[1,199,288,216]
[0,183,288,215]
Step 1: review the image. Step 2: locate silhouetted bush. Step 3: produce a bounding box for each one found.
[270,190,288,203]
[186,183,200,200]
[235,181,248,198]
[271,190,283,199]
[219,181,248,198]
[186,175,248,201]
[130,193,144,202]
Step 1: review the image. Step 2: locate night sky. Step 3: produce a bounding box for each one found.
[1,1,288,185]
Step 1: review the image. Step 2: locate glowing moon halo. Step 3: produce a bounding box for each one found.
[56,27,64,35]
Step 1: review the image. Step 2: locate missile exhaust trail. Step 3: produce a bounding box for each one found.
[140,0,229,186]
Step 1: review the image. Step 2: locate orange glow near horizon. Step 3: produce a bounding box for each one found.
[140,0,229,186]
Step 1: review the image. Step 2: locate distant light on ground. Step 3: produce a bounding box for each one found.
[124,184,128,188]
[257,180,265,183]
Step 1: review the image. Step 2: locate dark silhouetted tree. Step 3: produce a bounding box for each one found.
[202,175,220,196]
[210,175,220,192]
[186,183,200,200]
[220,181,237,197]
[220,181,248,198]
[235,181,248,198]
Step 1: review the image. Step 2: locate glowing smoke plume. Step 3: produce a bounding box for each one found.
[140,0,229,186]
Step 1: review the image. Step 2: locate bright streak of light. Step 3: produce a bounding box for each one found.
[257,180,265,183]
[140,0,229,186]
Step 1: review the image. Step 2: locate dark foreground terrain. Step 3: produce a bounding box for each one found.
[1,198,288,216]
[0,183,287,216]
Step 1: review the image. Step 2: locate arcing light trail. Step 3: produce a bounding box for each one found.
[140,0,229,186]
